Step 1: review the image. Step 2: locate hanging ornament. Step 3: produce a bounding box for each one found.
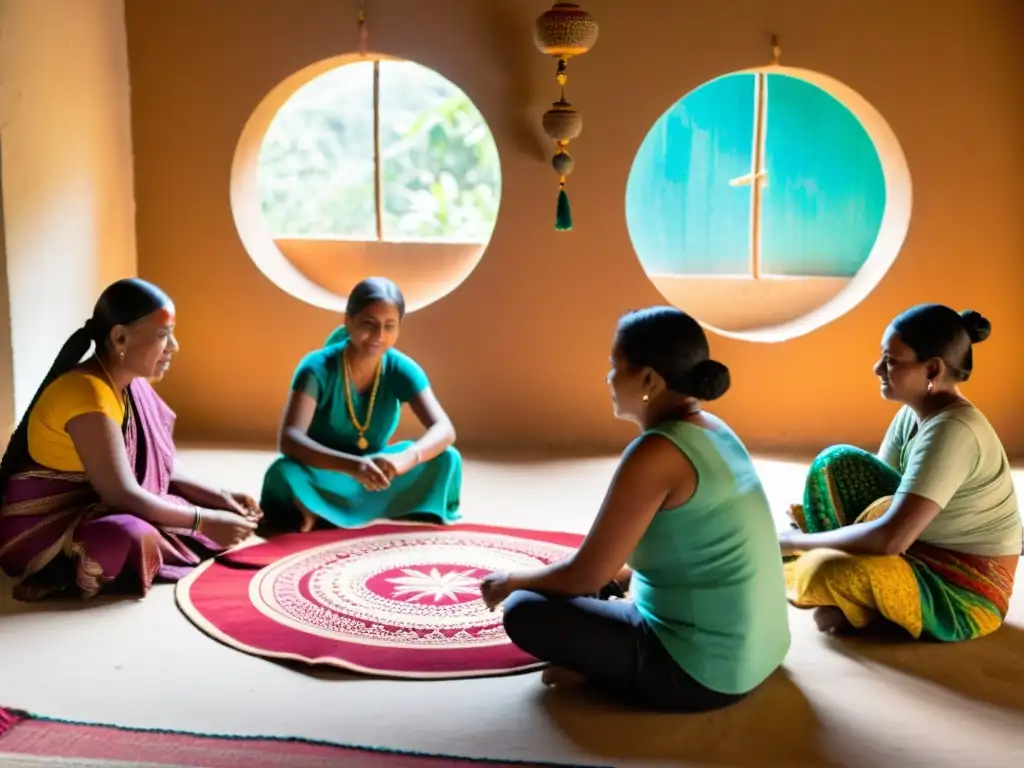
[533,3,598,231]
[542,98,582,231]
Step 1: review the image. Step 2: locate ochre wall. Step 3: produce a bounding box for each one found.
[0,150,12,451]
[125,0,1024,459]
[1,0,137,427]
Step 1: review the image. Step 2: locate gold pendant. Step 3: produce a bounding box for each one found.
[357,435,369,450]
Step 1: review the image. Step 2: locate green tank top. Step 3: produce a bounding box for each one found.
[628,418,791,695]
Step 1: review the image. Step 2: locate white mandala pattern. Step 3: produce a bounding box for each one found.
[386,567,481,603]
[248,531,575,649]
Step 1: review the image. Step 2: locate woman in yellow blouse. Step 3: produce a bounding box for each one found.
[0,278,258,601]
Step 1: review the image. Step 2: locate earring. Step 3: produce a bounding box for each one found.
[118,349,125,362]
[926,380,934,393]
[642,393,650,403]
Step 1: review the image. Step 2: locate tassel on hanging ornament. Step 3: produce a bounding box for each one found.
[545,107,579,230]
[534,3,598,231]
[556,178,573,231]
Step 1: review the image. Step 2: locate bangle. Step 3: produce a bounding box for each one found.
[190,506,202,533]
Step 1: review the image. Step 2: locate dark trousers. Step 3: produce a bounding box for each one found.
[502,590,748,713]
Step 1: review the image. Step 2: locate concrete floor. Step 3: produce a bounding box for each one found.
[1,448,1023,767]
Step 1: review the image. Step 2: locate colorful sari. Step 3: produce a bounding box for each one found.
[785,445,1016,642]
[0,378,221,601]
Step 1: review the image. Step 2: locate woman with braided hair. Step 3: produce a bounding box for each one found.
[0,278,258,601]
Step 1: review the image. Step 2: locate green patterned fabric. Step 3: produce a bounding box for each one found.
[802,445,901,532]
[791,445,1015,642]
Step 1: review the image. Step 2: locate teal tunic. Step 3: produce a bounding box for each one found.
[259,330,462,529]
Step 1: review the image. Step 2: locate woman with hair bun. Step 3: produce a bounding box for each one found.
[783,304,1021,642]
[480,306,790,712]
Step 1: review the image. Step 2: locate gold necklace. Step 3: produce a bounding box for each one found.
[94,356,128,409]
[342,349,381,450]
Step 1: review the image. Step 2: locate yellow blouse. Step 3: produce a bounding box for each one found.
[26,370,126,472]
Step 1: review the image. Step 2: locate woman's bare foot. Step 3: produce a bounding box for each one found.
[297,504,317,533]
[813,606,852,635]
[541,665,585,688]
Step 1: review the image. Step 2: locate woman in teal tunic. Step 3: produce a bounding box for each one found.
[259,277,462,533]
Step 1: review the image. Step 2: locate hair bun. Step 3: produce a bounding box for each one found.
[685,359,731,401]
[959,309,991,344]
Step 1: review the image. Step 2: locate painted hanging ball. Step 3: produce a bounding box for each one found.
[552,152,575,177]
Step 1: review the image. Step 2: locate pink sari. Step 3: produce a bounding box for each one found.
[0,378,222,601]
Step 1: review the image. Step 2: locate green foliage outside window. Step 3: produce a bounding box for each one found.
[258,60,501,243]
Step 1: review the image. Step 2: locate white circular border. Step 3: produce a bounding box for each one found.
[229,52,502,313]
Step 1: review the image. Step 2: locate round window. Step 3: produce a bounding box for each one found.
[625,66,912,342]
[231,54,502,313]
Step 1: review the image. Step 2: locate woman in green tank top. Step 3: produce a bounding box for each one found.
[480,307,791,712]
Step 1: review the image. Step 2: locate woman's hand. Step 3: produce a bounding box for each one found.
[350,457,391,492]
[223,491,263,522]
[480,571,515,611]
[779,527,801,556]
[198,509,257,548]
[370,450,418,481]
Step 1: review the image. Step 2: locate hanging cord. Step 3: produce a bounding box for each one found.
[357,0,368,56]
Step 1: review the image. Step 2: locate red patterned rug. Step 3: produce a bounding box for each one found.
[175,522,583,679]
[0,707,606,767]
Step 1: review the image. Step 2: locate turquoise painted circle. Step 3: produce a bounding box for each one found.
[625,70,895,339]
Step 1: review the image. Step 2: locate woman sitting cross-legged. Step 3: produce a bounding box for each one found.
[259,277,462,533]
[480,307,791,713]
[782,304,1021,641]
[0,278,259,602]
